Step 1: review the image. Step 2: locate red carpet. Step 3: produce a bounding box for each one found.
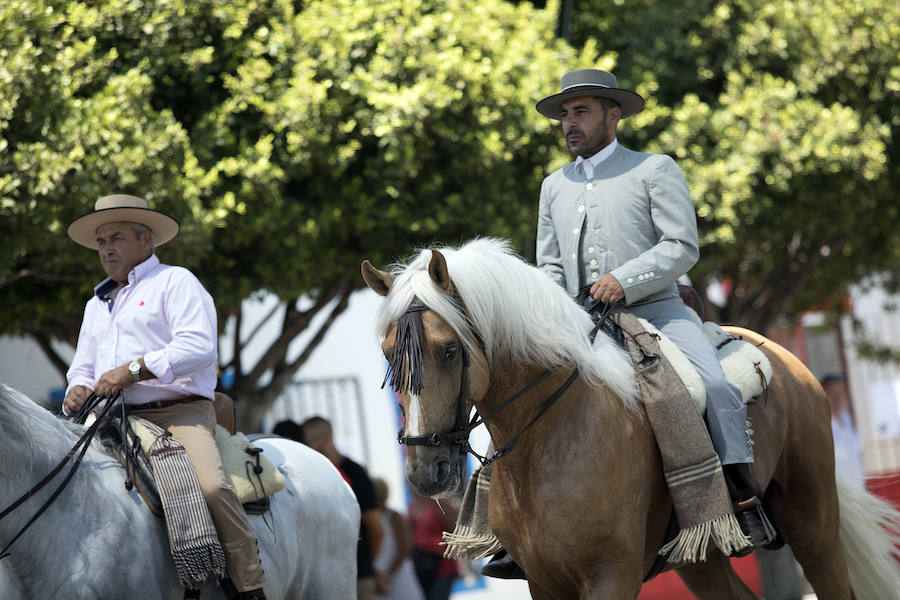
[637,554,761,599]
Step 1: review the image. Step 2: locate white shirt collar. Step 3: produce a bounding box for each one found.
[574,138,618,180]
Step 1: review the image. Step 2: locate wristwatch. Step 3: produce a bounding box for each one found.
[128,360,142,383]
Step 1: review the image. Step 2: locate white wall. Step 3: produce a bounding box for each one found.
[0,335,71,405]
[841,284,900,474]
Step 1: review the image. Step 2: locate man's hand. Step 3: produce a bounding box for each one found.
[590,273,625,305]
[93,363,135,399]
[63,385,92,415]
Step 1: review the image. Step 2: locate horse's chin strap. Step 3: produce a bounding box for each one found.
[0,392,120,560]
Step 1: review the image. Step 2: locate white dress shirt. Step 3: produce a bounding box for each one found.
[66,254,218,405]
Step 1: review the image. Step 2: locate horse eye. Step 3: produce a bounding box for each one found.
[441,343,459,362]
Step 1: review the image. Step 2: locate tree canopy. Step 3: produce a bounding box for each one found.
[0,0,593,427]
[564,0,899,329]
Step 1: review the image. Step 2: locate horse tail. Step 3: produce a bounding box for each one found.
[836,472,900,599]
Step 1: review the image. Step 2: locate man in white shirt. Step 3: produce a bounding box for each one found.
[63,194,266,600]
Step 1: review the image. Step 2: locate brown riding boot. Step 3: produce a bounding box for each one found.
[724,463,778,555]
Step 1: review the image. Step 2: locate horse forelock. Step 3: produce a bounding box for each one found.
[376,247,486,373]
[376,239,639,411]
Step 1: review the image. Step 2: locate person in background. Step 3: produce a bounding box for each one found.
[371,478,425,600]
[301,416,384,600]
[822,374,865,488]
[409,491,460,600]
[272,419,305,444]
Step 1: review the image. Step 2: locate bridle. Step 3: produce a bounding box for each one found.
[385,299,610,467]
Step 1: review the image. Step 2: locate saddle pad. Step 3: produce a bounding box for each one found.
[635,318,772,413]
[701,322,773,403]
[128,418,285,503]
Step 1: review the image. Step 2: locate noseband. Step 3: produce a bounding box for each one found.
[384,300,581,467]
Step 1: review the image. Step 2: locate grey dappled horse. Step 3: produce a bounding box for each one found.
[0,384,359,599]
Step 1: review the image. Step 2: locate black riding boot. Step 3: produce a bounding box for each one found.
[480,549,527,580]
[222,578,267,600]
[724,463,779,554]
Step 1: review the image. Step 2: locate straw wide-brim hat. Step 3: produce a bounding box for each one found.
[536,68,644,120]
[67,194,180,250]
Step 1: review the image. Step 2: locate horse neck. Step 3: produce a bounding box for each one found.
[476,360,625,464]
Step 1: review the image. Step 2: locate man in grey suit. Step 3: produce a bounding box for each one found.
[482,68,774,579]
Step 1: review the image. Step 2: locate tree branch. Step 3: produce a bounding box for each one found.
[232,305,243,377]
[264,284,354,402]
[240,278,352,387]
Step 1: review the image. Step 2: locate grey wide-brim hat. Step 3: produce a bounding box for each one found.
[536,69,644,120]
[67,194,180,250]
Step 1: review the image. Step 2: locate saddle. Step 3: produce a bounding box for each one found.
[100,395,285,517]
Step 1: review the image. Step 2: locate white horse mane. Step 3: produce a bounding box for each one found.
[375,238,638,409]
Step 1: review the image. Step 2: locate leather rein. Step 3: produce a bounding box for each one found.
[389,299,614,467]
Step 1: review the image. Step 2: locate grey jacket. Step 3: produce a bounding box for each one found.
[536,144,699,306]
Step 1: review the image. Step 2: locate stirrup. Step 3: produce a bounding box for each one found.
[732,496,778,556]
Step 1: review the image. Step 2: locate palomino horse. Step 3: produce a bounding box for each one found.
[0,384,360,599]
[362,238,900,600]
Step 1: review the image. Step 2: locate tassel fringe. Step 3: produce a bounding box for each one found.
[172,539,227,590]
[441,527,504,560]
[659,513,751,564]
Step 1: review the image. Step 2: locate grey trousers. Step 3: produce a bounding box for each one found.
[629,297,752,465]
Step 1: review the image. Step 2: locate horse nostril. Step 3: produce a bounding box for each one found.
[436,460,451,484]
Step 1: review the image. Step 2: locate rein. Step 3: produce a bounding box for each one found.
[0,392,120,559]
[386,297,614,466]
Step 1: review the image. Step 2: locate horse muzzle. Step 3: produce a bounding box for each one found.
[405,446,462,498]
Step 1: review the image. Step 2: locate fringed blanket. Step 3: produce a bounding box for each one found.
[611,310,750,562]
[442,459,503,560]
[138,417,227,590]
[443,310,750,564]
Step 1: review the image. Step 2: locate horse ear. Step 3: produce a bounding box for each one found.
[428,249,453,294]
[361,260,394,296]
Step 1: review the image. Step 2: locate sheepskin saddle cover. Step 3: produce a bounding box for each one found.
[126,418,286,505]
[641,318,773,413]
